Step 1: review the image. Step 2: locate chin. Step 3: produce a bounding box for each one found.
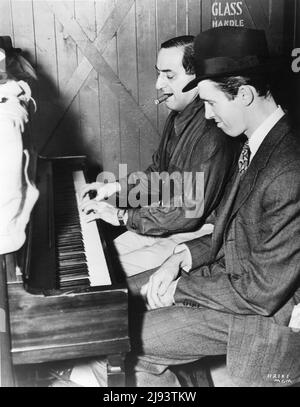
[220,127,239,137]
[166,103,178,111]
[228,132,241,137]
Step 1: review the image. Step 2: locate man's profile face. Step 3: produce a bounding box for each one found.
[198,79,246,137]
[155,46,197,112]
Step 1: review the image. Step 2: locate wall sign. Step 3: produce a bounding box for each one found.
[212,1,244,28]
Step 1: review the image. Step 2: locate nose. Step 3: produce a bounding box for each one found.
[204,102,214,120]
[156,73,166,90]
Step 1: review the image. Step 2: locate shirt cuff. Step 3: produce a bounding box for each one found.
[173,243,192,272]
[123,210,128,225]
[172,278,180,304]
[117,209,128,226]
[115,181,121,193]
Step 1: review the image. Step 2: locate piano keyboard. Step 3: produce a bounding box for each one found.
[53,168,111,290]
[73,171,111,286]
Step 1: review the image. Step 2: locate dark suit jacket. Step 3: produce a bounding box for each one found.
[174,116,300,386]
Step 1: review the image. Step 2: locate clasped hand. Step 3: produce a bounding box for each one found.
[140,251,186,310]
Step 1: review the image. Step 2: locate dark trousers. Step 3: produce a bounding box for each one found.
[126,270,229,387]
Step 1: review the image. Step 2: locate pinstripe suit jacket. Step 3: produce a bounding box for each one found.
[175,116,300,385]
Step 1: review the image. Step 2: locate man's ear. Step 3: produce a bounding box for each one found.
[237,85,254,106]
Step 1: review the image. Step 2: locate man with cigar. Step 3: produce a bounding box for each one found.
[124,27,300,387]
[80,35,240,277]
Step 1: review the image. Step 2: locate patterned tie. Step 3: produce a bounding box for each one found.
[238,140,251,175]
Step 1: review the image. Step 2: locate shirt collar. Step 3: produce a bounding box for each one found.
[248,106,285,162]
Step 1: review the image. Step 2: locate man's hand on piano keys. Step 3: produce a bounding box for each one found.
[80,181,121,202]
[81,200,120,226]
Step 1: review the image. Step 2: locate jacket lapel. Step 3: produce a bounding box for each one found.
[210,170,241,258]
[211,116,291,258]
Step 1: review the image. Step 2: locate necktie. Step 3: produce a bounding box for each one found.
[238,140,251,175]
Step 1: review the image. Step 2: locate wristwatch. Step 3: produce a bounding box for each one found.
[117,209,127,226]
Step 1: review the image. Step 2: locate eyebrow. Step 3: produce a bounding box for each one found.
[155,65,173,73]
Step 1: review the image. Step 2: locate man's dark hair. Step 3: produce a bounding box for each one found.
[212,74,273,100]
[161,35,195,75]
[212,71,293,111]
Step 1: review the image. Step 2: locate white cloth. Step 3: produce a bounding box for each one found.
[69,360,107,387]
[0,80,38,254]
[113,224,214,276]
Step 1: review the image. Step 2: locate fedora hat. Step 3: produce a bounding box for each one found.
[183,27,286,92]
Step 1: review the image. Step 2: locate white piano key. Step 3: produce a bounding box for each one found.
[72,171,111,286]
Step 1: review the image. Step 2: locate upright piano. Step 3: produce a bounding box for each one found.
[1,155,130,387]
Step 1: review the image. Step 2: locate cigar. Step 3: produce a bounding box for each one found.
[154,94,173,105]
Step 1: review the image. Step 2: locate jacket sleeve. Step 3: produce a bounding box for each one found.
[116,148,162,208]
[174,166,300,316]
[117,114,174,205]
[184,233,214,268]
[126,127,238,235]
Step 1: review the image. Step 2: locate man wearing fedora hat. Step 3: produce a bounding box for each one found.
[122,27,300,387]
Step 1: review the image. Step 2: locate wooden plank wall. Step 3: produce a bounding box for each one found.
[0,0,296,177]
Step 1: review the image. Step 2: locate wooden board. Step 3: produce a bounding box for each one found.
[0,0,295,174]
[118,3,140,173]
[0,0,13,40]
[188,0,202,34]
[156,0,177,134]
[136,0,159,169]
[97,0,121,176]
[0,255,15,387]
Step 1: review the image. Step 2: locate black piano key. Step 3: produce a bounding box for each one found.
[58,260,87,267]
[58,259,87,265]
[60,275,89,282]
[58,263,88,270]
[59,271,89,278]
[58,252,86,258]
[58,269,89,276]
